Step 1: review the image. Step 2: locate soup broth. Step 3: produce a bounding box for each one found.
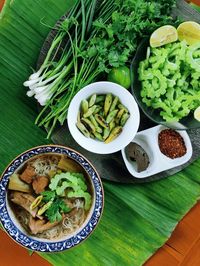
[8,153,94,240]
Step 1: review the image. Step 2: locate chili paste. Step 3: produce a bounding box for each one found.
[158,129,187,159]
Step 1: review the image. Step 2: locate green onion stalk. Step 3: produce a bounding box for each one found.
[24,0,115,137]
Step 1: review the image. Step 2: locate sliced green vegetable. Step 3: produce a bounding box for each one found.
[105,126,123,143]
[83,105,97,118]
[103,127,110,140]
[118,104,129,113]
[81,117,96,133]
[30,195,43,210]
[139,40,200,122]
[76,122,90,137]
[109,96,119,112]
[115,109,125,124]
[106,110,118,123]
[38,201,53,216]
[89,115,103,133]
[120,113,130,126]
[95,95,105,103]
[93,131,104,141]
[81,100,89,114]
[68,190,92,211]
[95,114,109,128]
[48,172,91,211]
[49,172,85,191]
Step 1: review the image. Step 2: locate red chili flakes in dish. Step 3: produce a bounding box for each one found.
[158,129,187,159]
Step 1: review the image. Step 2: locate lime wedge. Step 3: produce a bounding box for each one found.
[177,21,200,45]
[150,25,178,48]
[194,106,200,122]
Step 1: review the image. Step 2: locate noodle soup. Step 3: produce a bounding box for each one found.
[7,153,94,240]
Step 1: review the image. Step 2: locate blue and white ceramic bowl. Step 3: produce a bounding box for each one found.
[0,145,104,252]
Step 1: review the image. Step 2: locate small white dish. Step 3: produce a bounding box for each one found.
[67,81,140,154]
[121,125,193,178]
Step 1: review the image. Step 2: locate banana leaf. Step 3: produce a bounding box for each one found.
[0,0,200,265]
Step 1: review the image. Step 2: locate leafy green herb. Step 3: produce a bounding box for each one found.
[24,0,177,137]
[88,0,177,72]
[40,190,71,223]
[41,190,56,202]
[45,197,71,223]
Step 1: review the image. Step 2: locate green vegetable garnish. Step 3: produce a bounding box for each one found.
[40,190,71,223]
[68,190,91,211]
[139,40,200,122]
[49,172,86,191]
[45,197,71,223]
[41,190,56,202]
[23,0,177,138]
[49,172,92,212]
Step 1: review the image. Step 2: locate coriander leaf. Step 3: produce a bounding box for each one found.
[41,190,56,202]
[59,200,71,213]
[45,198,71,223]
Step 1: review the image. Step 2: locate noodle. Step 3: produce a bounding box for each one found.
[41,225,62,240]
[31,155,59,176]
[62,207,86,231]
[8,153,92,240]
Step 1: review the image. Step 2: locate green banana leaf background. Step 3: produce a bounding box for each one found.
[0,0,200,265]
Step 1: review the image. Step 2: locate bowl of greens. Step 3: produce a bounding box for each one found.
[131,35,200,129]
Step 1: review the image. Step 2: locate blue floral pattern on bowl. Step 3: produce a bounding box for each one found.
[0,145,104,252]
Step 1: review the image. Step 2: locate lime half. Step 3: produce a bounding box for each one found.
[177,21,200,45]
[150,25,178,48]
[194,106,200,122]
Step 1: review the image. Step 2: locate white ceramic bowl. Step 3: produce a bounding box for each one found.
[67,82,140,154]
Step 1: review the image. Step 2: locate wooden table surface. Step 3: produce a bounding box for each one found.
[0,0,200,265]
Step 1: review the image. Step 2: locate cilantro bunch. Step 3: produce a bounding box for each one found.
[86,0,177,72]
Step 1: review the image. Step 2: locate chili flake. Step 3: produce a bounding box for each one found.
[158,129,187,159]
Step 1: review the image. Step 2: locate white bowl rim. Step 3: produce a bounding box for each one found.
[67,81,140,154]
